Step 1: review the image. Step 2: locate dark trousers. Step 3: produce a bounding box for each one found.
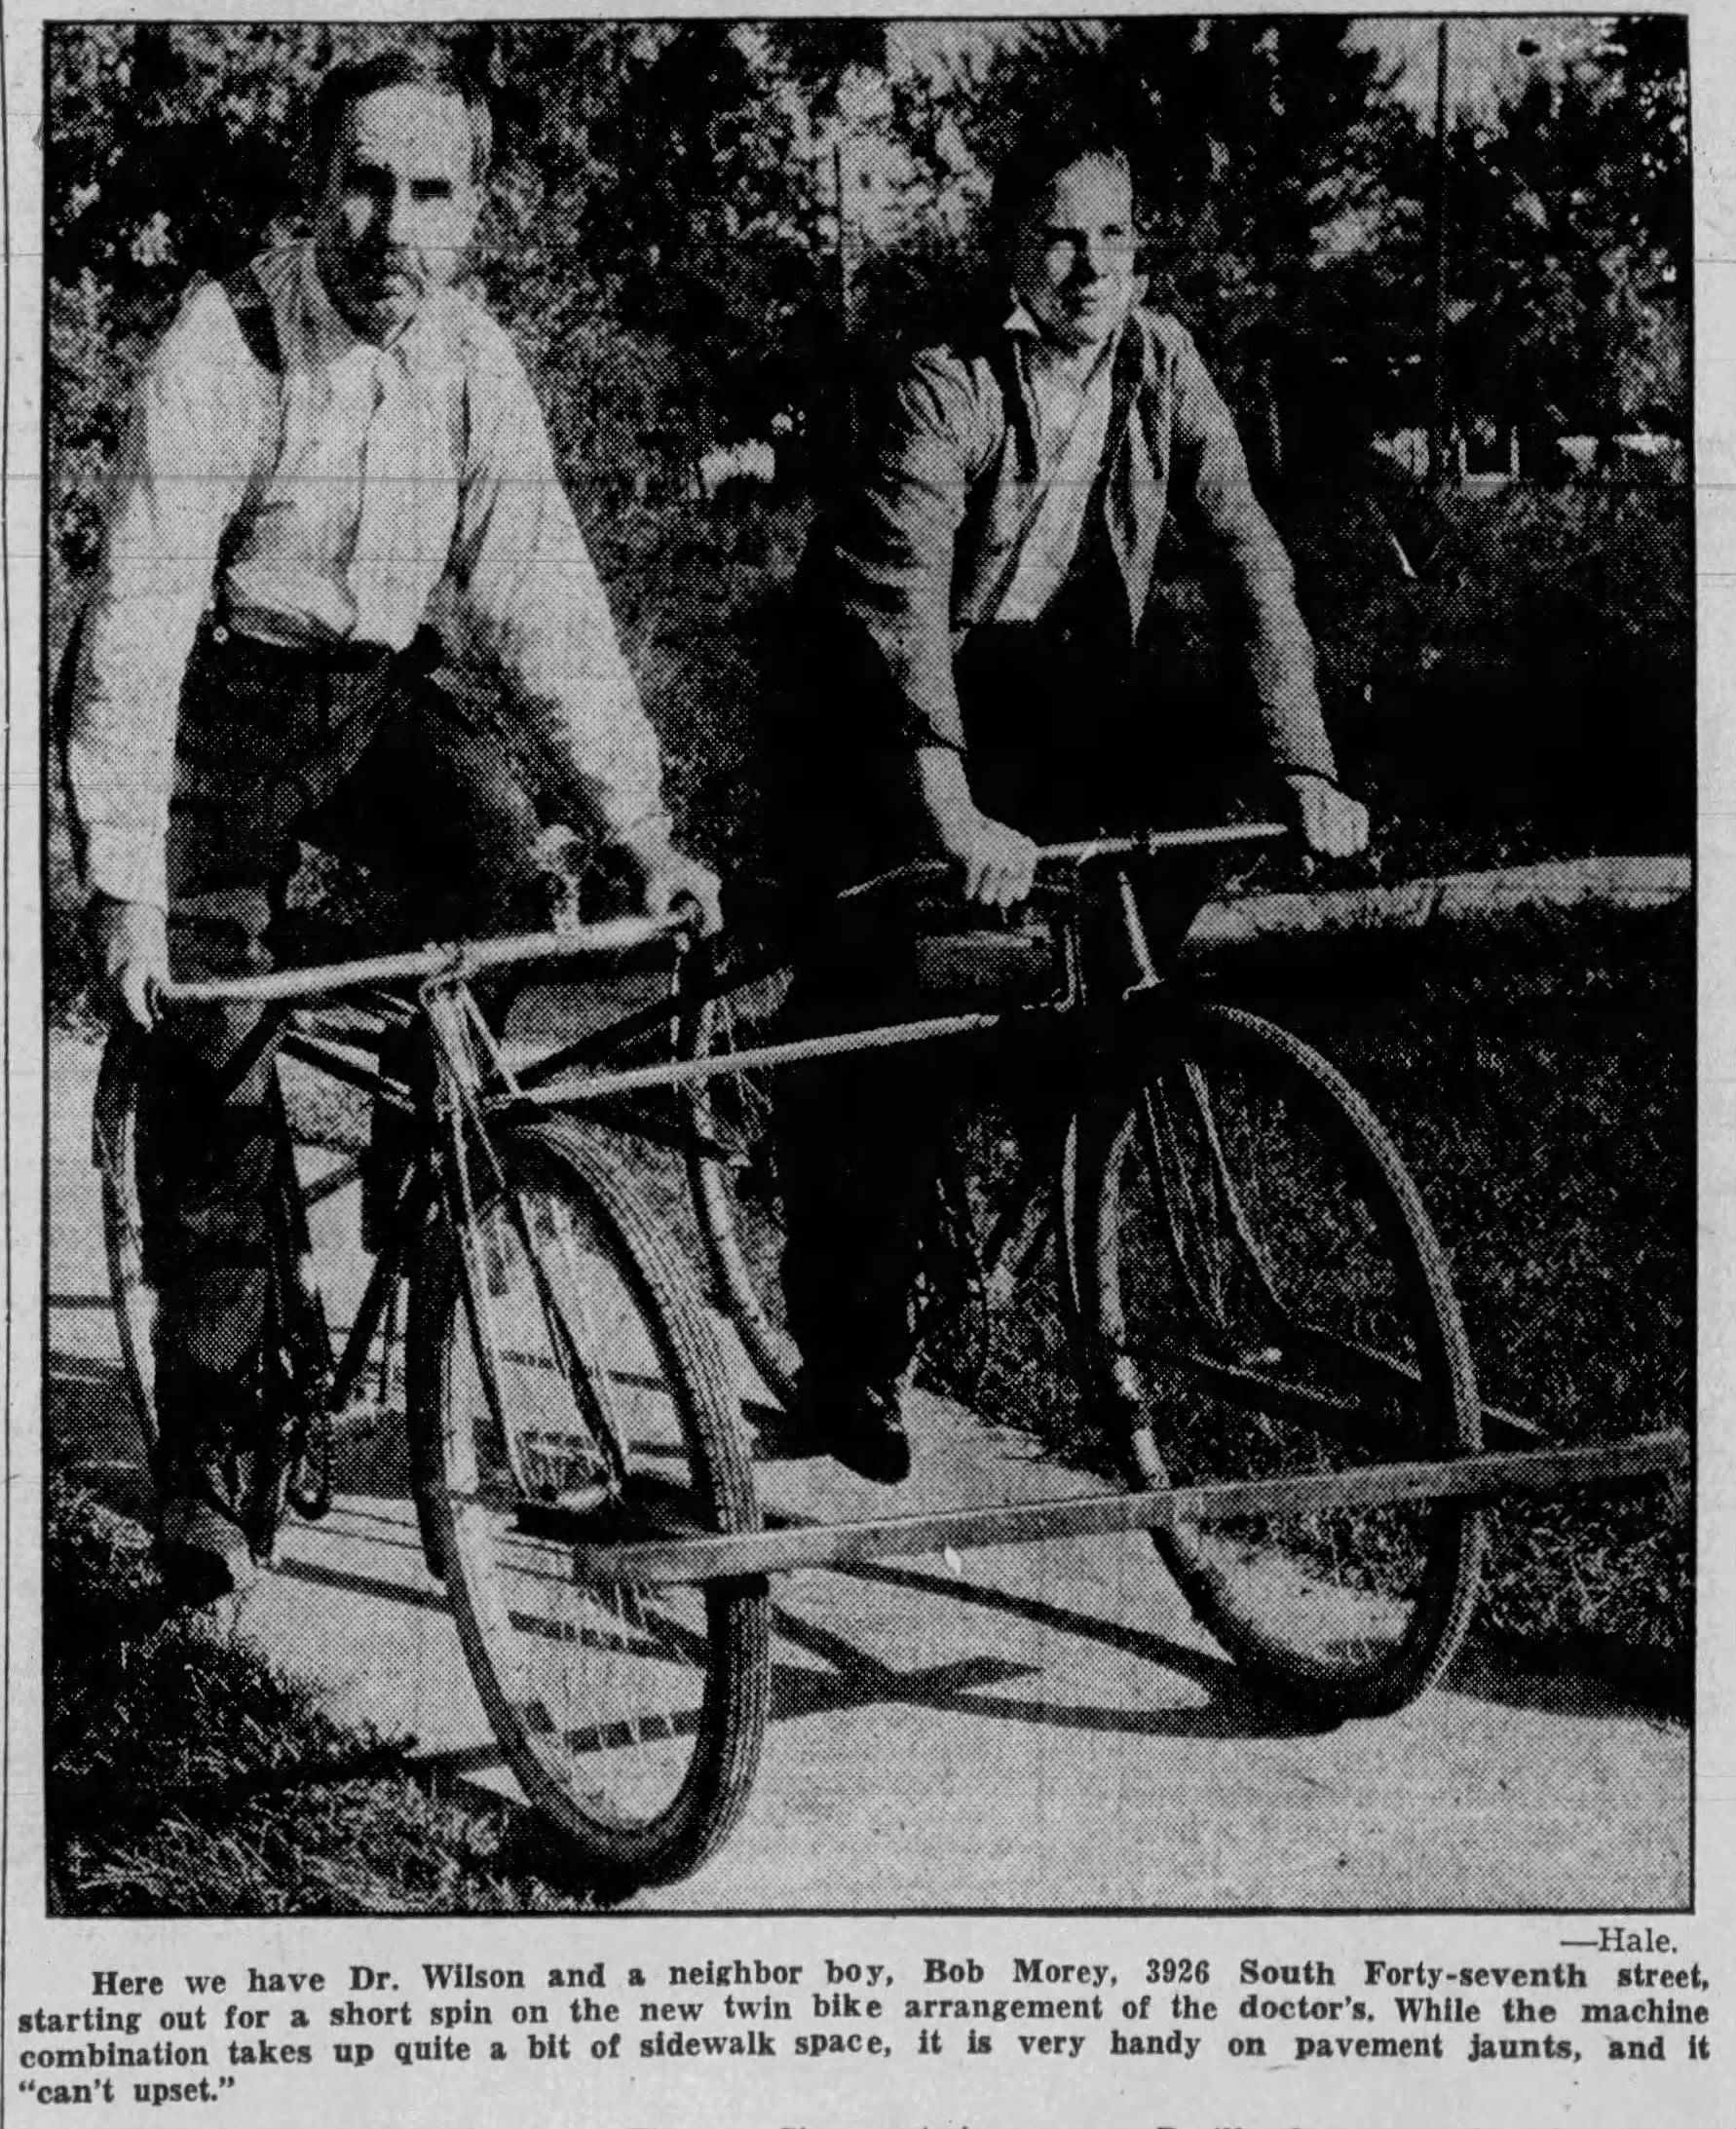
[134,623,549,1505]
[769,619,1252,1388]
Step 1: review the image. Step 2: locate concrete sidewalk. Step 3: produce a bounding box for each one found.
[44,1031,1689,1911]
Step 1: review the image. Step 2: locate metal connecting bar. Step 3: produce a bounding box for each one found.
[567,1428,1688,1585]
[518,1007,1004,1110]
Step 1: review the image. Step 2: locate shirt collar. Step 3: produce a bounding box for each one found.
[294,240,456,378]
[1002,290,1127,382]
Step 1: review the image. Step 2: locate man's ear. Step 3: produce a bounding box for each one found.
[297,146,336,235]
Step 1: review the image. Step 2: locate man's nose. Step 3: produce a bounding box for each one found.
[385,185,418,247]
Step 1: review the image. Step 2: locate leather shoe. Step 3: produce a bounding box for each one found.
[782,1374,911,1487]
[157,1496,258,1607]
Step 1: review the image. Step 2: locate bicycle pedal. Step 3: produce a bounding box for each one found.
[287,1464,333,1521]
[331,1391,394,1433]
[285,1404,334,1521]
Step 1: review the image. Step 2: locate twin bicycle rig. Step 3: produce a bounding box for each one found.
[94,823,1687,1891]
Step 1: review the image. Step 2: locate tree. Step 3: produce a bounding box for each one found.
[1444,17,1688,440]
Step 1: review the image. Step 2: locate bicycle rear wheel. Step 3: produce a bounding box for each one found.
[94,1030,159,1468]
[94,1030,340,1537]
[413,1119,768,1889]
[676,938,1086,1424]
[1082,1004,1484,1720]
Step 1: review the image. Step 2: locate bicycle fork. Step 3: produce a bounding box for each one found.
[420,978,636,1506]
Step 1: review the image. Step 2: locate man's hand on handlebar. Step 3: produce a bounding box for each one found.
[618,833,725,935]
[1284,773,1371,860]
[933,803,1040,910]
[88,893,168,1031]
[914,744,1038,910]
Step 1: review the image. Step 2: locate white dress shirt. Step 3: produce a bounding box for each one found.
[65,242,667,910]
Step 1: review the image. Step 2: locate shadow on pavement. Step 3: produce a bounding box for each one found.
[1440,1638,1689,1729]
[47,1342,1687,1742]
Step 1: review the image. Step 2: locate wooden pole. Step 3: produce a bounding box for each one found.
[833,135,853,330]
[1429,18,1453,485]
[833,134,858,459]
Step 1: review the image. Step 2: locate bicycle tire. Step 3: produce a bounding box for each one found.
[95,1027,367,1554]
[1081,1003,1484,1720]
[412,1118,769,1890]
[94,1030,160,1470]
[675,939,801,1408]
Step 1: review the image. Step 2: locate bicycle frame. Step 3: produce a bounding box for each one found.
[135,827,1272,1529]
[486,822,1285,1119]
[166,822,1282,1300]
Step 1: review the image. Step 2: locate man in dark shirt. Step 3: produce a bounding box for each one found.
[767,114,1368,1482]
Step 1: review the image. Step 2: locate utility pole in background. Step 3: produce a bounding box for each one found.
[1428,17,1453,485]
[802,127,860,492]
[833,136,855,334]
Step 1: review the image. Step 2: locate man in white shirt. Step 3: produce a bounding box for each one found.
[63,47,719,1599]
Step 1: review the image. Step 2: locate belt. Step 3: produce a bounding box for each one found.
[206,613,427,677]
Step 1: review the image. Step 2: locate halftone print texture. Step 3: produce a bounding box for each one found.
[46,19,1688,1914]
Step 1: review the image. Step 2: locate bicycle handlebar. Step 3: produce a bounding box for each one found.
[837,820,1287,904]
[157,912,693,1007]
[153,820,1288,1007]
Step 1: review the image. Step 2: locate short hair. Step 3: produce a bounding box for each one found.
[308,48,495,191]
[988,111,1136,247]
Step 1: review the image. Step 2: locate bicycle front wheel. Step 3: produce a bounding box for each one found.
[413,1120,768,1890]
[1082,1005,1484,1720]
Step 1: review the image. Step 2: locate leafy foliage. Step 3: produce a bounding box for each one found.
[48,17,1691,573]
[1446,17,1689,435]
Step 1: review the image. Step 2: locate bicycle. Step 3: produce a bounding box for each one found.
[94,914,770,1892]
[93,824,1686,1890]
[675,821,1491,1718]
[502,820,1680,1722]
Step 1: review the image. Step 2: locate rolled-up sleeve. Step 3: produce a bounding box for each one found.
[1169,328,1336,780]
[449,326,667,849]
[827,352,982,750]
[63,283,258,908]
